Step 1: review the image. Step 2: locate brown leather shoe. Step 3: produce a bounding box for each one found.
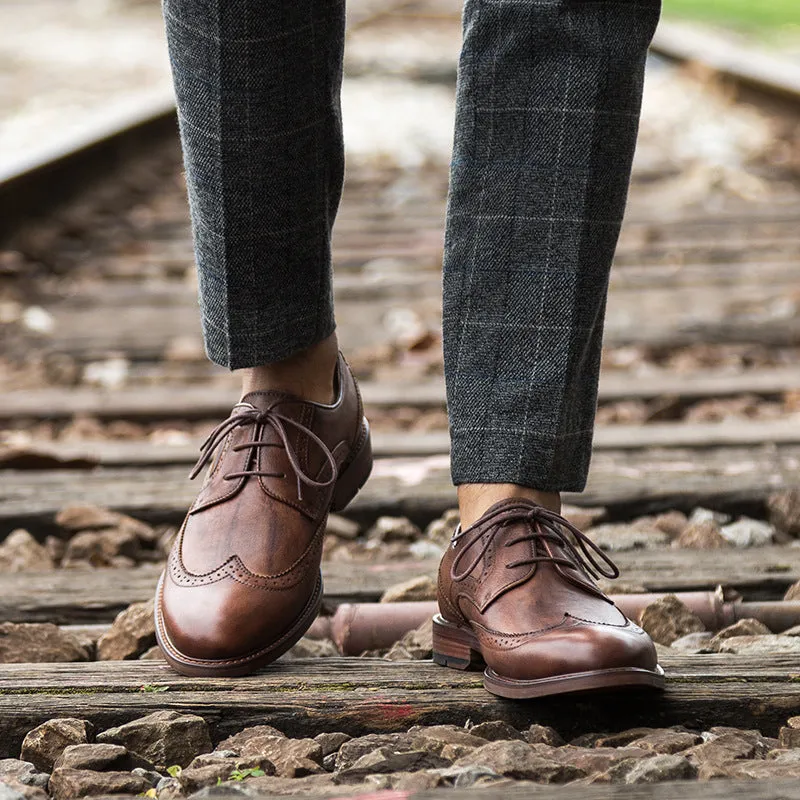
[434,499,665,698]
[154,353,371,677]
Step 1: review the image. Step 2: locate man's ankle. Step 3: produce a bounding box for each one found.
[457,483,561,530]
[239,333,339,405]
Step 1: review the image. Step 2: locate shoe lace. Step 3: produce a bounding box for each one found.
[450,503,619,585]
[189,405,338,503]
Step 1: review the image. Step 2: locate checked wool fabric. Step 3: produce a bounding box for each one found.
[163,0,661,491]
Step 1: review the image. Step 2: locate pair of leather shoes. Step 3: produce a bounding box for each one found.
[155,355,664,696]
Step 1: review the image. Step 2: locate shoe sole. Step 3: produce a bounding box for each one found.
[154,420,373,678]
[431,613,666,699]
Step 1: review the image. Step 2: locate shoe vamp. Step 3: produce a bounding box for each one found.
[181,479,321,576]
[159,572,316,661]
[466,561,628,635]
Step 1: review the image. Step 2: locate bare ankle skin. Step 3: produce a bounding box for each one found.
[457,484,561,530]
[239,332,339,405]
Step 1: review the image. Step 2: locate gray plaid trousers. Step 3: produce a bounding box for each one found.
[163,0,661,492]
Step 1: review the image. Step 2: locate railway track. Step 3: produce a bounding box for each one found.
[2,2,800,798]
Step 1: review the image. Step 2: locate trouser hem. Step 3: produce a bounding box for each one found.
[449,429,593,493]
[203,314,337,372]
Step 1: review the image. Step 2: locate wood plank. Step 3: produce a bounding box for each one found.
[4,546,800,625]
[8,258,800,365]
[1,445,796,535]
[5,420,800,470]
[2,367,798,423]
[652,20,800,104]
[0,654,799,759]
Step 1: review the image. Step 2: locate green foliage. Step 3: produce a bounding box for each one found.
[228,767,266,781]
[663,0,800,31]
[166,765,182,778]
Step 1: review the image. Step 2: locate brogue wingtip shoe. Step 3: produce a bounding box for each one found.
[154,353,371,677]
[433,498,665,698]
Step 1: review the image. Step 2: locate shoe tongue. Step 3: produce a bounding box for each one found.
[237,389,303,414]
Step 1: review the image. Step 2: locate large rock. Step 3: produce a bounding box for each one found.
[61,530,141,568]
[638,595,705,646]
[380,575,437,603]
[313,732,351,758]
[685,732,760,778]
[384,619,433,660]
[651,511,688,539]
[53,744,153,772]
[425,510,460,547]
[0,624,89,663]
[366,517,422,543]
[0,530,54,572]
[0,760,49,788]
[588,523,669,552]
[437,764,503,788]
[407,725,488,752]
[525,725,564,747]
[720,518,775,547]
[453,741,583,783]
[225,736,323,778]
[55,505,155,540]
[179,755,275,793]
[335,748,447,781]
[708,618,771,651]
[216,725,285,754]
[620,754,697,784]
[335,734,417,772]
[626,729,702,754]
[96,600,156,661]
[779,716,800,748]
[726,759,800,779]
[283,637,339,659]
[325,515,360,540]
[47,768,151,800]
[96,710,211,768]
[545,745,648,774]
[673,520,730,550]
[768,488,800,538]
[469,722,524,742]
[562,505,607,532]
[592,728,658,748]
[366,770,448,792]
[209,774,338,796]
[785,580,800,602]
[0,785,47,800]
[20,719,94,772]
[716,635,800,656]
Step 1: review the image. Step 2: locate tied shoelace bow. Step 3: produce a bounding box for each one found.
[189,405,338,503]
[450,503,619,585]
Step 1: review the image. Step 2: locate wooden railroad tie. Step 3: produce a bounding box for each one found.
[1,655,799,761]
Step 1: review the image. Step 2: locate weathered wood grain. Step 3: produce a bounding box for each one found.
[4,546,800,625]
[5,419,800,471]
[21,260,800,363]
[0,654,798,759]
[3,366,797,423]
[1,445,797,535]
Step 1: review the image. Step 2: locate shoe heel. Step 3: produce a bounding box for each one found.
[432,614,483,671]
[331,420,373,512]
